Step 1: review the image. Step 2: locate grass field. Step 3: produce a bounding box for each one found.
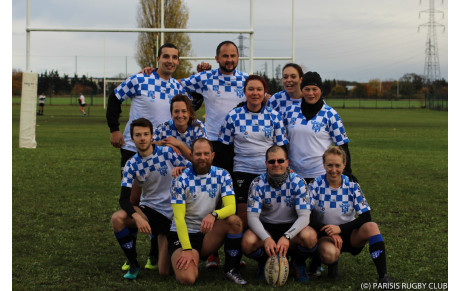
[13,95,430,109]
[12,105,448,290]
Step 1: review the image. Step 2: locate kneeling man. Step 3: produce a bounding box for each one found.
[242,145,317,283]
[169,138,247,285]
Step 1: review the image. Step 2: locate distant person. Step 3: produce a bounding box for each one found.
[152,94,207,161]
[168,138,247,285]
[111,118,191,280]
[37,93,46,115]
[308,146,391,283]
[106,43,190,271]
[242,145,316,283]
[267,63,304,115]
[217,75,288,229]
[78,93,86,117]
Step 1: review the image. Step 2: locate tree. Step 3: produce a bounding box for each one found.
[136,0,193,79]
[330,85,346,97]
[12,69,23,96]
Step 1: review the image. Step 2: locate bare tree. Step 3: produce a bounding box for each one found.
[136,0,193,79]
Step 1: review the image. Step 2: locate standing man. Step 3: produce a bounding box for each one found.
[180,40,248,269]
[106,43,189,271]
[180,40,248,170]
[168,138,247,285]
[242,145,317,283]
[111,118,191,280]
[37,93,46,115]
[79,93,86,117]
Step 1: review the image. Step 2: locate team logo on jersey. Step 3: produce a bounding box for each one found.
[235,88,244,98]
[247,199,255,207]
[289,118,296,128]
[311,121,325,133]
[209,187,218,198]
[318,201,326,213]
[264,198,272,208]
[188,188,198,200]
[159,165,168,176]
[212,85,221,94]
[148,90,156,102]
[240,126,249,138]
[284,196,293,208]
[263,126,273,138]
[340,202,350,214]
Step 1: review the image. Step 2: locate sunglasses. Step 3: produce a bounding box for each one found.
[267,159,286,165]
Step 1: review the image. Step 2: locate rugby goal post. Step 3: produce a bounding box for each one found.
[19,72,38,148]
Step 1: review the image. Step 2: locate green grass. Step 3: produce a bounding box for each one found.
[12,105,447,290]
[13,96,431,109]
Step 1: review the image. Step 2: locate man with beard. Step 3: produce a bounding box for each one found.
[241,145,317,283]
[168,138,247,285]
[180,40,249,269]
[107,43,190,271]
[111,118,191,280]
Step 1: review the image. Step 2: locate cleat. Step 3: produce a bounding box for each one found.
[378,274,392,284]
[121,260,130,271]
[239,259,247,268]
[294,264,310,283]
[123,265,140,280]
[145,256,158,270]
[327,263,339,279]
[206,253,220,270]
[256,263,265,281]
[308,259,323,277]
[223,268,247,285]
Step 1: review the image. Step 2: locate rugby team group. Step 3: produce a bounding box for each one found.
[106,41,391,286]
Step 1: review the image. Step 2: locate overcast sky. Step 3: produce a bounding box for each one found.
[12,0,449,83]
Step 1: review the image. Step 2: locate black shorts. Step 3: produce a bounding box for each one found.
[233,171,259,204]
[39,103,45,107]
[120,148,136,176]
[262,222,292,242]
[80,103,86,107]
[167,231,205,256]
[139,205,172,235]
[318,227,364,256]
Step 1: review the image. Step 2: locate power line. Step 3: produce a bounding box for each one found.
[418,0,445,83]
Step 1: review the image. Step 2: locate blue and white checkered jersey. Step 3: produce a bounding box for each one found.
[121,145,191,220]
[247,172,312,224]
[308,174,370,226]
[170,166,235,233]
[217,104,288,174]
[283,103,349,178]
[114,69,189,152]
[181,69,248,141]
[266,90,302,115]
[152,119,207,149]
[38,95,46,104]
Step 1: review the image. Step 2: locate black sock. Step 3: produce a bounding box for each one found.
[148,234,159,259]
[294,244,317,266]
[115,227,139,267]
[369,234,387,278]
[246,247,268,266]
[223,233,243,272]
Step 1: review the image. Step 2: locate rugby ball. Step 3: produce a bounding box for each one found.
[265,254,289,287]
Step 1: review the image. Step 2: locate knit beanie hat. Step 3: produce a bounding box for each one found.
[301,71,322,90]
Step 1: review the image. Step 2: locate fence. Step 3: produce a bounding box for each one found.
[425,93,448,111]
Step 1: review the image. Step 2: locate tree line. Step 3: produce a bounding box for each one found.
[12,69,447,100]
